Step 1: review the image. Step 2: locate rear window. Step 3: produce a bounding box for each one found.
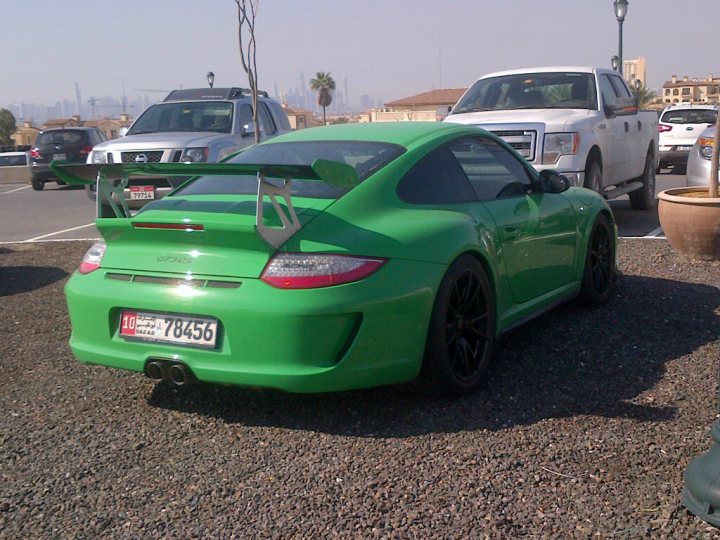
[175,141,406,199]
[36,130,87,145]
[128,101,234,134]
[661,109,717,125]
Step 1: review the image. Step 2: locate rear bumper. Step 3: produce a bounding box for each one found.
[658,148,690,166]
[64,260,445,392]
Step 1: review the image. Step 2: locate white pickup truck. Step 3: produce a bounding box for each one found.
[445,66,659,210]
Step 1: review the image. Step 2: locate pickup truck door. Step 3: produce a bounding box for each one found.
[607,74,646,178]
[598,74,632,182]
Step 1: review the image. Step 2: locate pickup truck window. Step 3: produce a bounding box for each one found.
[451,72,597,113]
[599,75,620,107]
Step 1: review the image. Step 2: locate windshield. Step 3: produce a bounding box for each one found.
[174,140,406,199]
[451,72,598,113]
[128,101,234,134]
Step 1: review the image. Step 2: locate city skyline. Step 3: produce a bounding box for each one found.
[2,0,719,121]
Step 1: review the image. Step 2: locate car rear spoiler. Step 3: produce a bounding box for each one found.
[50,160,360,248]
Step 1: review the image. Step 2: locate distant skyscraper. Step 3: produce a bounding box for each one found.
[344,77,349,110]
[75,82,82,116]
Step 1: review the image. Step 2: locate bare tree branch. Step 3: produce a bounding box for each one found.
[234,0,260,143]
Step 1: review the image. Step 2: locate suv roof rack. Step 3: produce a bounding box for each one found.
[163,87,270,102]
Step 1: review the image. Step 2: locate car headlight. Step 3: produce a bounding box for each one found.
[698,137,714,160]
[543,133,579,164]
[90,151,107,164]
[181,147,209,163]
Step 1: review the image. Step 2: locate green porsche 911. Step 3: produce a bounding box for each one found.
[54,122,615,396]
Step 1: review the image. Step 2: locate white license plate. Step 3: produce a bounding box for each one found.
[53,153,67,161]
[676,145,692,151]
[130,186,155,200]
[119,310,218,348]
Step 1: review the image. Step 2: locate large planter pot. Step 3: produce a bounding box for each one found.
[657,187,720,261]
[683,420,720,527]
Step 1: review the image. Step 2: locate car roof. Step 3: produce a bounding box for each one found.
[163,87,271,102]
[662,103,717,111]
[477,66,603,79]
[261,122,485,148]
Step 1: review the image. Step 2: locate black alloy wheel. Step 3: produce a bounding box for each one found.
[420,255,495,396]
[580,214,614,306]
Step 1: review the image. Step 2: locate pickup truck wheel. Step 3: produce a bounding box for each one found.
[579,214,615,306]
[584,161,603,195]
[628,152,656,211]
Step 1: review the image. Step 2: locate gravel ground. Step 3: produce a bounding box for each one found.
[1,239,719,539]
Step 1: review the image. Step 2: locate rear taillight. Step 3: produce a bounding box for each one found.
[80,145,93,157]
[79,241,106,274]
[658,124,672,133]
[261,253,387,289]
[30,148,41,159]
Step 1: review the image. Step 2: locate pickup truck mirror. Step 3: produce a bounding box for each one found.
[241,122,263,137]
[538,169,570,194]
[604,96,639,118]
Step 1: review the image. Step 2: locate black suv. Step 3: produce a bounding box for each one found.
[31,127,107,190]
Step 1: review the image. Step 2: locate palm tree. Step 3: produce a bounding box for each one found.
[310,71,336,125]
[630,83,657,109]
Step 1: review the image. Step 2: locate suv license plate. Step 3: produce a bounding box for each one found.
[130,186,155,200]
[53,153,67,161]
[119,310,218,348]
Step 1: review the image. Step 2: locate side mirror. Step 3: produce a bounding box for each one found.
[605,96,639,118]
[538,169,570,194]
[119,127,129,137]
[241,122,262,137]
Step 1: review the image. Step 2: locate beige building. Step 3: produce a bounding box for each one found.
[623,56,647,88]
[662,74,720,104]
[281,105,316,130]
[367,88,467,123]
[11,121,41,147]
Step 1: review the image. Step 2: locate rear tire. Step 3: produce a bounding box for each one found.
[629,151,656,210]
[584,160,603,196]
[31,177,44,191]
[579,214,615,306]
[418,255,496,396]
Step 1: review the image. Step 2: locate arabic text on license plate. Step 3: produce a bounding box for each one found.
[130,186,155,200]
[119,311,218,348]
[53,153,67,161]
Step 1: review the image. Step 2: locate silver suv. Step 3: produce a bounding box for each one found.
[87,87,291,215]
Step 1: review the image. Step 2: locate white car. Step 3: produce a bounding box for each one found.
[657,104,717,172]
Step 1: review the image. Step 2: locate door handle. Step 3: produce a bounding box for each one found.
[624,121,630,133]
[637,121,642,131]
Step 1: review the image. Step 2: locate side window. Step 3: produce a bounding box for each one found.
[237,104,253,133]
[257,103,277,136]
[269,101,291,131]
[609,75,631,98]
[397,145,476,205]
[449,137,532,200]
[599,75,619,107]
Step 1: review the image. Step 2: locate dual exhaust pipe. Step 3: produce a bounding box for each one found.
[144,360,196,386]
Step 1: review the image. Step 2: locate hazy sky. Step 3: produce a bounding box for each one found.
[1,0,718,107]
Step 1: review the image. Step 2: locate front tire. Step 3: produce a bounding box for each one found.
[628,151,656,210]
[419,255,496,396]
[584,160,603,196]
[579,214,615,306]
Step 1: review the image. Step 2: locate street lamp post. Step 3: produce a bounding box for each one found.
[613,0,628,74]
[206,71,215,89]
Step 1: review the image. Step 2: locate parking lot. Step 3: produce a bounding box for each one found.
[0,172,689,244]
